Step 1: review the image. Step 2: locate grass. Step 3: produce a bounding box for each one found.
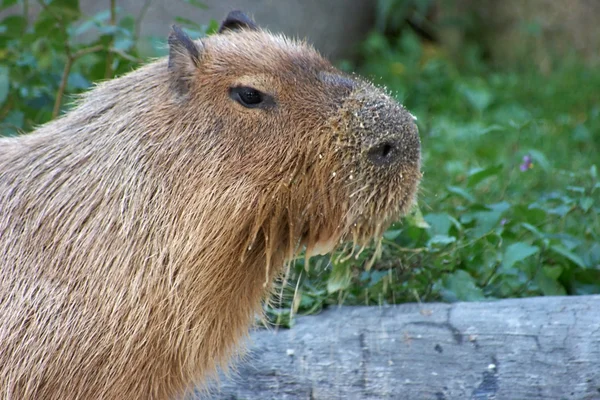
[267,31,600,327]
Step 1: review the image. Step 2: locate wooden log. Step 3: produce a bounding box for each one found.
[200,295,600,400]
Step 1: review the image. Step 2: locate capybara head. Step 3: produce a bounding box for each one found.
[166,12,421,264]
[0,10,421,400]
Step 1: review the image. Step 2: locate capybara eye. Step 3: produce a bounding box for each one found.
[229,86,269,108]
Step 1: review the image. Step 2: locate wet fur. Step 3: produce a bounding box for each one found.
[0,13,421,400]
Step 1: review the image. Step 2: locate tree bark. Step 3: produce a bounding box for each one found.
[200,295,600,400]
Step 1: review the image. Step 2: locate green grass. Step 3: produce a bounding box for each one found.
[268,31,600,326]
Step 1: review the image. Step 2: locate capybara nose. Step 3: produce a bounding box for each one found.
[349,90,421,170]
[366,139,400,166]
[363,115,420,169]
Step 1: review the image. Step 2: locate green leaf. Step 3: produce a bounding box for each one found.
[467,164,503,188]
[527,149,551,172]
[440,270,486,302]
[513,205,548,225]
[73,19,97,36]
[183,0,208,9]
[479,124,505,135]
[502,242,539,270]
[118,15,135,33]
[149,36,169,57]
[43,0,80,24]
[383,229,402,240]
[446,185,476,203]
[488,201,511,213]
[405,206,430,229]
[72,9,113,36]
[520,222,545,239]
[1,0,18,9]
[543,265,563,280]
[67,72,90,90]
[573,124,591,143]
[99,25,120,36]
[47,0,79,13]
[174,26,204,40]
[465,209,503,238]
[364,270,389,286]
[0,110,24,136]
[175,17,202,30]
[547,204,572,217]
[264,308,293,328]
[579,197,593,212]
[1,15,26,38]
[427,234,456,247]
[206,19,220,35]
[425,213,452,236]
[91,9,112,23]
[327,259,352,294]
[113,37,134,51]
[535,267,566,296]
[0,65,9,106]
[33,16,59,38]
[566,185,585,194]
[584,243,600,267]
[459,82,493,112]
[549,244,586,269]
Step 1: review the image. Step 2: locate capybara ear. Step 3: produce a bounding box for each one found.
[168,25,202,96]
[218,10,258,33]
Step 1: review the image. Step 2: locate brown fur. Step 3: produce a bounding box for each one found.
[0,12,421,400]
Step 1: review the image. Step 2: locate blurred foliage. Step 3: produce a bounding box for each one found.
[374,0,438,40]
[1,1,598,330]
[0,0,215,135]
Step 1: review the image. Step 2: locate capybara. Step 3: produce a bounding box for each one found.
[0,10,421,400]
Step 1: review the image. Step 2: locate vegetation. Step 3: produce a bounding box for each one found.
[1,0,598,328]
[0,0,213,133]
[270,3,600,325]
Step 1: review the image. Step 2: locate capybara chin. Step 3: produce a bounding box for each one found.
[0,10,421,400]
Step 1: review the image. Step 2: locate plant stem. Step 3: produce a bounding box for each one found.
[22,0,29,33]
[53,55,72,119]
[52,45,104,119]
[109,47,143,63]
[104,0,117,79]
[135,0,153,42]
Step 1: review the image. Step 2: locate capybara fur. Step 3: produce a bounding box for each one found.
[0,10,421,400]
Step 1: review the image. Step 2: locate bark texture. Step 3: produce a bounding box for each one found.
[203,295,600,400]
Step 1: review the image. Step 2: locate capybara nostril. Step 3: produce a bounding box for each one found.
[344,91,420,174]
[366,140,398,166]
